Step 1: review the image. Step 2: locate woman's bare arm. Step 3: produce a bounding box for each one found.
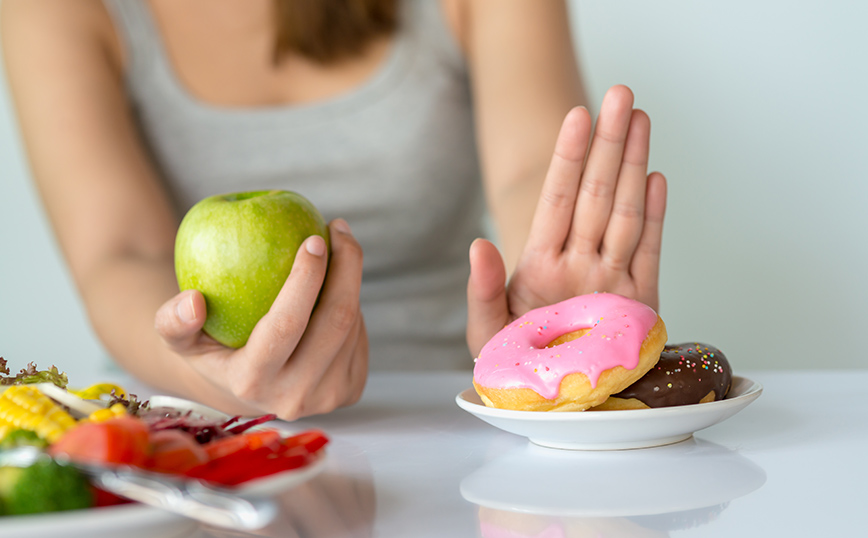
[2,0,368,419]
[2,0,187,386]
[458,0,586,272]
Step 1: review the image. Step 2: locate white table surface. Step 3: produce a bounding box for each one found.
[6,369,864,537]
[176,369,866,538]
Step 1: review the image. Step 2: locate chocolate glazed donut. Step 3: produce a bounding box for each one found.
[593,343,733,410]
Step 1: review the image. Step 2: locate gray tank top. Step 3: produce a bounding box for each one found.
[104,0,485,370]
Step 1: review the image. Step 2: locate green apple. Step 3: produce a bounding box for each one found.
[174,190,330,348]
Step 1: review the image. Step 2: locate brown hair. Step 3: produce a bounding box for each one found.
[272,0,399,64]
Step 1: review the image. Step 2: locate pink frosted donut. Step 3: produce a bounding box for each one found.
[472,293,667,412]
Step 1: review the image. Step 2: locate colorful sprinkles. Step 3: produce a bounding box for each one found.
[612,342,733,407]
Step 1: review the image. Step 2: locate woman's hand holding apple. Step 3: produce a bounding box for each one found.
[466,85,668,356]
[155,218,368,421]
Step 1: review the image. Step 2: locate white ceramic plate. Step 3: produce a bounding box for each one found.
[0,502,197,538]
[0,395,326,538]
[456,376,762,450]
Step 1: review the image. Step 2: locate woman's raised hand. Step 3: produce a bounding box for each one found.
[467,85,667,356]
[155,219,368,421]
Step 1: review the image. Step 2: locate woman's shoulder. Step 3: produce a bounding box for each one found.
[2,0,112,30]
[1,0,123,75]
[431,0,573,66]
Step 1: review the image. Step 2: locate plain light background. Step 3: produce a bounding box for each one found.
[1,1,866,383]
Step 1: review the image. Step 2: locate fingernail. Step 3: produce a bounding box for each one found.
[332,218,352,235]
[305,235,327,256]
[176,292,196,323]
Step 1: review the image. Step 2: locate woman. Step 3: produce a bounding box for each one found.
[2,0,666,419]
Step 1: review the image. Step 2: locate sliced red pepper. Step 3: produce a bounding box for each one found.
[279,430,329,455]
[186,445,270,484]
[185,429,328,486]
[201,450,312,486]
[202,429,282,460]
[231,452,312,484]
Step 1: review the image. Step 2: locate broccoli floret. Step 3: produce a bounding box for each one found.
[0,459,93,515]
[0,429,49,450]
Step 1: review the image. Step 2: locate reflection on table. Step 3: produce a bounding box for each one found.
[194,440,375,538]
[462,437,766,538]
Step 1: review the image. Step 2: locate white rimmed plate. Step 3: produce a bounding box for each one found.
[0,453,327,538]
[0,502,197,538]
[456,376,762,450]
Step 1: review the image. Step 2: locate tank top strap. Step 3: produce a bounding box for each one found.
[403,0,467,75]
[102,0,163,87]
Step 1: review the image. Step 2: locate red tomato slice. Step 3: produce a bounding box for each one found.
[49,416,151,467]
[145,429,209,474]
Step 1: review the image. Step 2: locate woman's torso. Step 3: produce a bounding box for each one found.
[102,0,485,370]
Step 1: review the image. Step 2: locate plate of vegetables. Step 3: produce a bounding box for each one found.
[0,358,328,537]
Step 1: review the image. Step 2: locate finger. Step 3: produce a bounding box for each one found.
[154,289,207,352]
[631,171,667,309]
[258,220,364,420]
[466,238,509,357]
[243,233,329,373]
[600,109,651,270]
[525,106,592,253]
[288,219,365,382]
[569,84,635,253]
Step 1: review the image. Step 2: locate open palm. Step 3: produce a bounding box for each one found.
[468,85,667,356]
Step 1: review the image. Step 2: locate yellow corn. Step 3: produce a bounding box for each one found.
[0,385,77,443]
[69,383,127,400]
[84,403,128,423]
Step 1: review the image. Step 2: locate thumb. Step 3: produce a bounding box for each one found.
[467,238,509,357]
[155,289,208,351]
